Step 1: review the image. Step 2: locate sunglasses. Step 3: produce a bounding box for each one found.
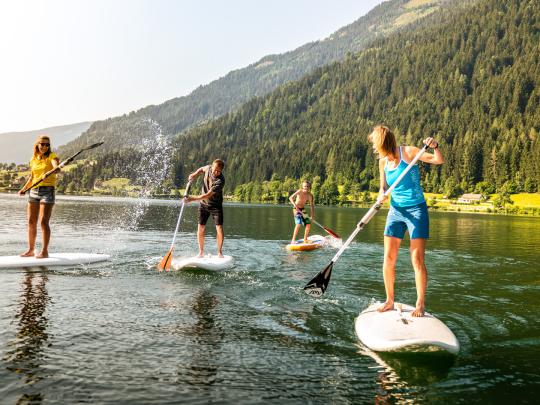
[39,143,50,146]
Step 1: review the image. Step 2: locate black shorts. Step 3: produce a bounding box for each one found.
[198,205,223,226]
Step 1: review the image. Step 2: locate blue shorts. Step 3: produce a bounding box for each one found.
[293,210,310,226]
[28,186,55,204]
[384,202,429,240]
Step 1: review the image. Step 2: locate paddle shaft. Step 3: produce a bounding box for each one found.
[168,181,192,249]
[329,143,429,264]
[309,217,340,238]
[292,202,339,238]
[22,142,104,193]
[311,217,327,231]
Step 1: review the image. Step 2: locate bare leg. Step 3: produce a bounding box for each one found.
[303,223,311,242]
[291,223,301,243]
[410,238,427,317]
[216,225,224,258]
[197,224,205,257]
[21,202,40,257]
[36,203,54,258]
[378,236,401,312]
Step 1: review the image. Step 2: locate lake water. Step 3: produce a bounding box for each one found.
[0,193,538,404]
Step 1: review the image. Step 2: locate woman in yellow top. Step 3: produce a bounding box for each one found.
[18,135,61,258]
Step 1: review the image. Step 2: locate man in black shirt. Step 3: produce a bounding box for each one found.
[186,159,225,257]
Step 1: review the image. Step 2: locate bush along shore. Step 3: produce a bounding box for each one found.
[1,165,538,216]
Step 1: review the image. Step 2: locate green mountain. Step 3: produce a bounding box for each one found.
[169,0,539,196]
[58,0,469,157]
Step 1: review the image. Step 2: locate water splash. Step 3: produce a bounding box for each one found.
[118,118,173,231]
[324,235,343,249]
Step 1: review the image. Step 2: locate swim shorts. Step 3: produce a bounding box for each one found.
[198,204,223,226]
[294,209,311,226]
[384,202,429,239]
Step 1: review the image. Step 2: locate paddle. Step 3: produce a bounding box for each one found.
[308,217,340,239]
[292,203,340,239]
[20,142,105,194]
[157,181,192,272]
[303,143,430,297]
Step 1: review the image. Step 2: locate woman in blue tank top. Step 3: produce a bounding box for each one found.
[368,125,444,317]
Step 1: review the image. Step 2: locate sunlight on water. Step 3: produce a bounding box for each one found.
[0,196,539,403]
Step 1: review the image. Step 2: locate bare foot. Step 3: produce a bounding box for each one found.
[36,251,49,259]
[217,253,224,258]
[412,305,425,317]
[20,250,35,257]
[377,301,394,313]
[196,253,204,258]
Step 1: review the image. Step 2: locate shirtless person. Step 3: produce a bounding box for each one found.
[288,180,315,244]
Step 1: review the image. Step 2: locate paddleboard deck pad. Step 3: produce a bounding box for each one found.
[355,302,459,354]
[0,253,110,269]
[286,234,325,251]
[171,255,234,271]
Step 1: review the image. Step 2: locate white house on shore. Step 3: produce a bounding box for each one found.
[457,193,483,204]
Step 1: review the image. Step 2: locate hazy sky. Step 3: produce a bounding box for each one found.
[0,0,382,133]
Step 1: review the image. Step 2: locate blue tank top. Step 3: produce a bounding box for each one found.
[384,146,425,207]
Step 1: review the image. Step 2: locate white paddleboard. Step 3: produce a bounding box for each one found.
[0,253,110,269]
[171,255,234,271]
[355,302,459,354]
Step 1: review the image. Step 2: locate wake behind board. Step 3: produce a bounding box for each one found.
[286,234,325,251]
[171,255,234,271]
[0,253,110,269]
[355,302,459,354]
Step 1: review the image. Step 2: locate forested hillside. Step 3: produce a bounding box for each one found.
[170,0,539,199]
[58,0,539,204]
[58,0,469,157]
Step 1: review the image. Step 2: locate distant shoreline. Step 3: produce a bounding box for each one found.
[2,191,539,217]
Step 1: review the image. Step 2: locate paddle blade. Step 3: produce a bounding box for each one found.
[303,261,334,297]
[323,227,340,239]
[157,249,173,272]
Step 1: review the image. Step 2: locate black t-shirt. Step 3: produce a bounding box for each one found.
[201,165,225,208]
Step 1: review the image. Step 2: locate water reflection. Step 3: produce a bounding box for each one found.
[358,346,455,403]
[4,269,52,403]
[182,289,222,387]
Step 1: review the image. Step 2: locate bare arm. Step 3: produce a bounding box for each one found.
[188,166,205,182]
[186,190,215,203]
[289,190,300,210]
[412,138,444,165]
[18,173,34,196]
[185,166,209,202]
[309,192,315,219]
[43,157,61,177]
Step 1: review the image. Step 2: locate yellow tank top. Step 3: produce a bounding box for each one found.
[29,152,58,187]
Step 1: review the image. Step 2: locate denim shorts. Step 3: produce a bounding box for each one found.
[384,202,429,239]
[28,186,56,204]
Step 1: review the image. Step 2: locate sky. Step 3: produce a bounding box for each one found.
[0,0,382,133]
